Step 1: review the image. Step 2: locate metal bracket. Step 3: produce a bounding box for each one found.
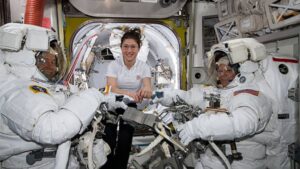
[288,88,299,102]
[265,0,300,29]
[214,16,243,42]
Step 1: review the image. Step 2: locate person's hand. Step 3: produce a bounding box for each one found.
[126,91,142,103]
[177,121,199,146]
[138,87,152,99]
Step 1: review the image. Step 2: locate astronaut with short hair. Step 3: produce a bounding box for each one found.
[153,38,275,169]
[0,23,125,169]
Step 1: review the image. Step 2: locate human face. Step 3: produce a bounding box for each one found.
[216,64,236,87]
[121,38,140,65]
[36,51,58,81]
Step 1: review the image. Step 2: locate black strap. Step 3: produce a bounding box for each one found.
[26,149,56,165]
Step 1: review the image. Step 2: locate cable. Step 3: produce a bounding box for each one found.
[208,141,232,169]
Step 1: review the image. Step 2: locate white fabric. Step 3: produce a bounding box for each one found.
[106,59,151,92]
[260,54,299,169]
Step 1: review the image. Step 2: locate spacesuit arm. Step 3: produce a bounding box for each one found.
[179,91,272,142]
[153,86,209,108]
[33,88,103,144]
[2,86,103,145]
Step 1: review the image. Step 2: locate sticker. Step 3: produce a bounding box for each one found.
[29,85,49,95]
[239,76,246,83]
[278,64,288,74]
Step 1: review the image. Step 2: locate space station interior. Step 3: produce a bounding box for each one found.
[0,0,300,169]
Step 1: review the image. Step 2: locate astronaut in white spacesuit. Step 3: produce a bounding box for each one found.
[153,38,275,169]
[0,23,125,169]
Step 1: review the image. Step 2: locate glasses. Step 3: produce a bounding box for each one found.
[121,45,138,50]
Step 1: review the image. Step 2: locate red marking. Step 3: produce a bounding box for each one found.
[273,57,298,63]
[42,17,51,29]
[234,89,259,96]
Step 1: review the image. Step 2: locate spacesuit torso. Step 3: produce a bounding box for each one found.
[0,73,70,168]
[192,72,273,169]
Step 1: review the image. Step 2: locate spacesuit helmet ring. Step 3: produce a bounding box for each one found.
[35,39,67,83]
[212,51,239,88]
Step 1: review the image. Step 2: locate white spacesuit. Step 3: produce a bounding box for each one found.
[0,23,125,169]
[260,53,299,169]
[153,38,274,169]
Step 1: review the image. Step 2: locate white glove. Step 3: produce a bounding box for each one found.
[177,119,200,146]
[152,88,183,106]
[103,93,128,111]
[92,139,111,169]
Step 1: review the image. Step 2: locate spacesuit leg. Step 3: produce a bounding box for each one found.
[197,151,226,169]
[266,144,290,169]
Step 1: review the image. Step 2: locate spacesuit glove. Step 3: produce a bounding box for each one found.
[92,139,111,169]
[177,119,200,146]
[151,88,184,106]
[103,93,128,111]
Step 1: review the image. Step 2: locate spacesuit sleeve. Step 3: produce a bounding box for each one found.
[154,86,209,108]
[185,90,272,141]
[2,85,103,145]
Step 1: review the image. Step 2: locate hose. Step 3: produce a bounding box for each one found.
[24,0,45,26]
[88,112,103,169]
[54,140,71,169]
[208,141,232,169]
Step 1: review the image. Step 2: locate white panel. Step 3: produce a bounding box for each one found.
[9,0,26,22]
[264,37,299,58]
[193,2,218,67]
